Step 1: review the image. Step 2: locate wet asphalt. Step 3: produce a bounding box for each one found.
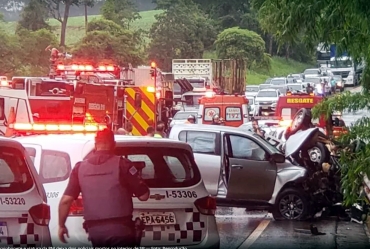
[215,86,370,249]
[215,208,370,249]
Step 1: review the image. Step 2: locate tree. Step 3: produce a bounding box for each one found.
[215,27,269,69]
[15,28,59,75]
[42,0,94,46]
[148,0,217,71]
[251,0,370,205]
[17,0,50,32]
[101,0,141,29]
[0,30,21,76]
[73,20,144,66]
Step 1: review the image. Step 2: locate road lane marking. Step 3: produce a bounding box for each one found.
[215,215,266,218]
[237,219,271,249]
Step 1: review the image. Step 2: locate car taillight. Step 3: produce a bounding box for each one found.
[29,203,50,226]
[194,196,216,215]
[69,195,84,216]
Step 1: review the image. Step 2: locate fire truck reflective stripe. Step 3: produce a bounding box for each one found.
[126,91,152,121]
[125,87,155,136]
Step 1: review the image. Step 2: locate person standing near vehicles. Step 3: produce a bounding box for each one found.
[211,114,222,125]
[58,128,150,247]
[306,83,314,94]
[252,119,264,137]
[330,77,336,93]
[185,115,196,124]
[146,126,155,137]
[155,121,166,138]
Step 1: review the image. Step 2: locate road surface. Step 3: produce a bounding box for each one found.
[215,86,370,249]
[216,208,370,249]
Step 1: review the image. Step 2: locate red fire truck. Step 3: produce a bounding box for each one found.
[0,62,174,136]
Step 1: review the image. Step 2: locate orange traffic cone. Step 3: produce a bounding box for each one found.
[5,107,15,137]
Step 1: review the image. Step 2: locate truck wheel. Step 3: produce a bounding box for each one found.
[307,142,330,165]
[272,188,309,221]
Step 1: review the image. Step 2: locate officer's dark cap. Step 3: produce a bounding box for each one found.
[95,128,115,144]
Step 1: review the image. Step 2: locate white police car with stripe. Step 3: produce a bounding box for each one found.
[0,137,52,247]
[14,132,220,248]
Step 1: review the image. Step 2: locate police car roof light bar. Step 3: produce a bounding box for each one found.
[56,64,115,72]
[9,123,106,132]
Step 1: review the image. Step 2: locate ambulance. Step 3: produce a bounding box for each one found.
[197,91,249,127]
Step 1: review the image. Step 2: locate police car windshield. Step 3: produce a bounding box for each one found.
[116,146,201,188]
[174,112,197,120]
[257,91,277,97]
[246,86,259,92]
[0,146,33,194]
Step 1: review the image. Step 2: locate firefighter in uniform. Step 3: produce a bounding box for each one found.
[58,128,150,247]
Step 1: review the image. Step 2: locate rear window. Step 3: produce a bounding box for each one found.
[115,147,201,188]
[25,148,71,184]
[0,146,34,193]
[271,79,286,85]
[203,107,220,121]
[225,107,242,121]
[246,86,259,92]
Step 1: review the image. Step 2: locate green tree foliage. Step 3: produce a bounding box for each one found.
[42,0,95,46]
[215,27,270,70]
[73,20,144,66]
[253,0,370,205]
[148,0,217,70]
[101,0,141,29]
[17,0,51,32]
[0,30,21,76]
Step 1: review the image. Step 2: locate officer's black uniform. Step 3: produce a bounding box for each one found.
[64,150,149,247]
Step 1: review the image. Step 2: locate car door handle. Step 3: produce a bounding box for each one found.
[231,165,243,170]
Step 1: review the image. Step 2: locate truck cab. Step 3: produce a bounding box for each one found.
[197,91,249,127]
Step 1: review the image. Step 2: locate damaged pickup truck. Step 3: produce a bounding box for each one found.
[170,124,320,220]
[169,109,370,221]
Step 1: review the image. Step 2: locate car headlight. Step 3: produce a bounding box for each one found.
[346,77,353,82]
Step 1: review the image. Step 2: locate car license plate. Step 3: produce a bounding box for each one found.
[139,212,176,226]
[0,222,8,237]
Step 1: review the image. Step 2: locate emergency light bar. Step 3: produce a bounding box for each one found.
[9,123,106,132]
[56,64,116,72]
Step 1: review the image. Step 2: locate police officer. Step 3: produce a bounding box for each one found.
[58,128,150,247]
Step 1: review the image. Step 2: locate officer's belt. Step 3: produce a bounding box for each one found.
[84,216,133,228]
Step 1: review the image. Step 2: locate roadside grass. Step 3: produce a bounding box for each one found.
[1,9,162,46]
[203,51,314,85]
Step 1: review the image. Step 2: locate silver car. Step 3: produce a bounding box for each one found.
[169,124,309,220]
[169,111,198,127]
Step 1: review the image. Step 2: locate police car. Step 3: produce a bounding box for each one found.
[0,137,52,247]
[13,126,219,248]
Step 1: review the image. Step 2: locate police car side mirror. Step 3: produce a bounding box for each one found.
[0,98,4,120]
[134,93,142,109]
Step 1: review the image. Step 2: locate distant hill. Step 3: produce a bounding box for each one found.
[0,0,156,21]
